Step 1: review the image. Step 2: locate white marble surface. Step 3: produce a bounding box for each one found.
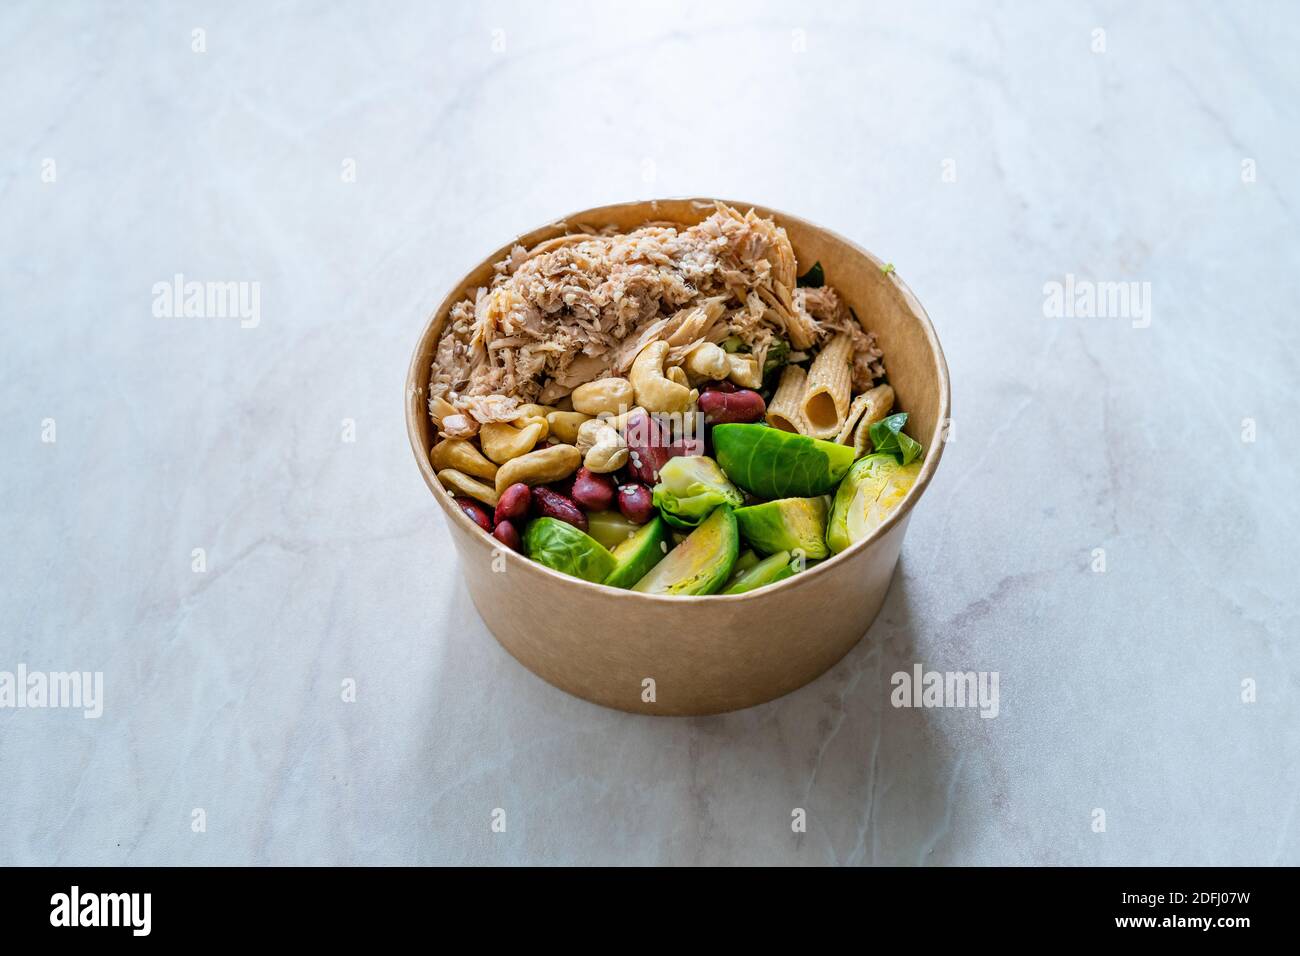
[2,1,1297,866]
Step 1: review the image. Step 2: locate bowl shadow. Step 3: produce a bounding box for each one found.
[742,563,968,865]
[420,559,970,865]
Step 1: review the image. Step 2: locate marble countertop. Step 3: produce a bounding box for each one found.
[2,1,1296,865]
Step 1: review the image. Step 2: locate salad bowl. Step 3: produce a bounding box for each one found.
[405,198,949,715]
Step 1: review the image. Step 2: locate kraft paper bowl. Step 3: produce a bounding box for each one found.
[405,199,949,716]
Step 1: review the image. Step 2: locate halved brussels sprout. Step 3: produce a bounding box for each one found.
[729,550,761,579]
[632,506,739,596]
[722,550,798,595]
[603,517,669,590]
[586,510,642,550]
[825,454,921,553]
[651,455,743,530]
[712,424,854,498]
[523,517,617,583]
[734,497,829,559]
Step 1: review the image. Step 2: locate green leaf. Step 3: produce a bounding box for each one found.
[867,412,922,465]
[796,261,825,288]
[763,338,790,376]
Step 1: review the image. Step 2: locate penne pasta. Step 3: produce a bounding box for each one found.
[849,386,896,456]
[835,383,895,449]
[835,393,872,445]
[801,333,853,438]
[766,365,809,433]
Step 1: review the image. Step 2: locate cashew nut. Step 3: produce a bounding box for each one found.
[545,410,593,444]
[510,414,549,441]
[571,377,635,417]
[576,418,629,474]
[493,443,582,494]
[437,468,500,507]
[515,403,556,419]
[726,353,763,389]
[513,404,553,440]
[428,396,458,423]
[608,405,645,432]
[525,416,550,440]
[683,342,729,382]
[480,420,545,464]
[629,341,695,413]
[430,438,498,481]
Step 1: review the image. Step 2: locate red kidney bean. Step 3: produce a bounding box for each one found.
[703,378,739,392]
[454,496,492,532]
[547,473,576,498]
[621,408,681,486]
[699,388,766,425]
[531,486,588,532]
[617,482,655,525]
[492,519,521,552]
[570,467,615,512]
[494,482,531,526]
[671,432,706,457]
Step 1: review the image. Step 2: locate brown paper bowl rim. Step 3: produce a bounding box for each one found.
[404,198,950,604]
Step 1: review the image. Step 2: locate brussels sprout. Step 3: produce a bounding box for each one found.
[651,455,743,530]
[826,453,921,553]
[603,517,669,589]
[722,550,798,595]
[523,517,616,583]
[730,549,761,578]
[712,424,855,498]
[632,506,739,596]
[586,510,642,550]
[734,497,829,559]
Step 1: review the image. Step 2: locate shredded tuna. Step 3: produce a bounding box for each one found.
[429,203,884,413]
[798,285,884,392]
[439,414,478,440]
[459,394,522,425]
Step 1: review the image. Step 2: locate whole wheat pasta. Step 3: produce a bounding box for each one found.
[766,365,809,433]
[835,383,895,446]
[801,333,853,438]
[835,392,871,445]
